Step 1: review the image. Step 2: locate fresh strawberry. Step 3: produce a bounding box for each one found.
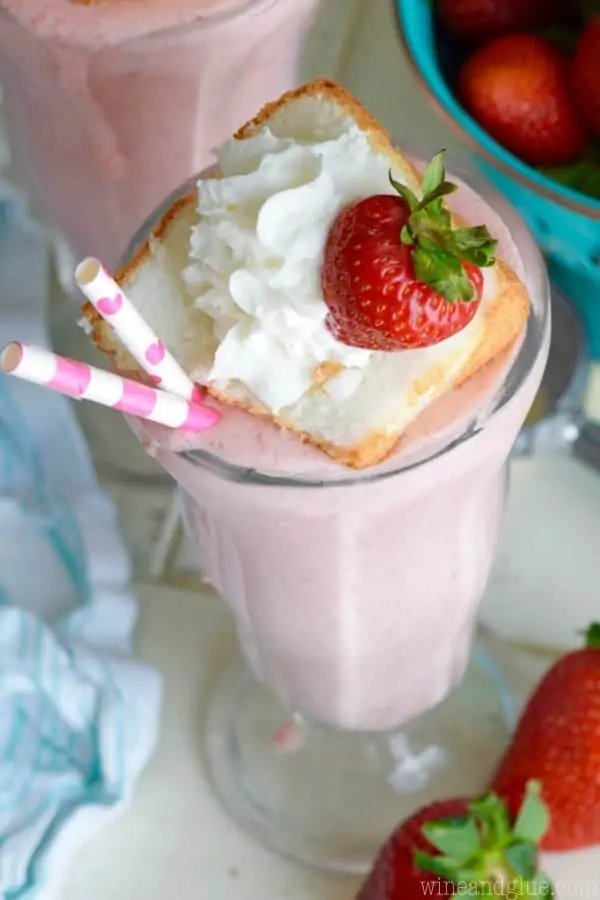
[458,34,587,167]
[357,783,552,899]
[437,0,554,44]
[321,152,497,352]
[492,623,600,852]
[572,18,600,138]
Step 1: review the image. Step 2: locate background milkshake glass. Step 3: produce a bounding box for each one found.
[0,0,320,271]
[120,162,551,873]
[0,0,319,477]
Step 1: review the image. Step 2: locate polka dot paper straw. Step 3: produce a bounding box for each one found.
[75,257,201,402]
[1,342,220,432]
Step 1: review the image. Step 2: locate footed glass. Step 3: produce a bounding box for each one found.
[121,156,550,873]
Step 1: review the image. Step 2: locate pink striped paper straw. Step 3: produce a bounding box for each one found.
[1,342,220,432]
[75,257,201,402]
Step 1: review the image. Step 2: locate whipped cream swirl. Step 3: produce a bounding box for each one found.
[183,123,403,413]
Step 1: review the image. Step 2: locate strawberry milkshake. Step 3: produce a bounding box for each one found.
[0,0,318,268]
[81,81,550,868]
[83,80,549,730]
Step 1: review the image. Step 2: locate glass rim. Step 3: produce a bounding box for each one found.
[125,0,288,44]
[0,0,286,46]
[121,153,551,490]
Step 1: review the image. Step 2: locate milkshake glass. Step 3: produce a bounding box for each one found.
[0,0,318,478]
[119,157,550,873]
[0,0,319,272]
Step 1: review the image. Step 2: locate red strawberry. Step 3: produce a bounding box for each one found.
[321,152,497,352]
[572,18,600,138]
[357,784,552,899]
[492,623,600,852]
[438,0,554,44]
[458,34,587,167]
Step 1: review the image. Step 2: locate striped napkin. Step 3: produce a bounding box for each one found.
[0,187,162,897]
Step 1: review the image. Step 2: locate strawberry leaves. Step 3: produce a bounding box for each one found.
[539,158,600,201]
[414,782,554,898]
[583,622,600,648]
[513,780,550,843]
[390,151,497,304]
[421,149,446,195]
[422,815,482,859]
[581,0,600,19]
[446,225,499,266]
[412,240,477,303]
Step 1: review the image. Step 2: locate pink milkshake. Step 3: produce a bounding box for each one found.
[83,82,549,733]
[0,0,318,268]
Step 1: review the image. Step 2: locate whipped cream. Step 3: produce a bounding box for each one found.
[183,122,406,413]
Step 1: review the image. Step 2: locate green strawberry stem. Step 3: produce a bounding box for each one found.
[584,622,600,648]
[389,151,497,304]
[536,24,581,55]
[581,0,600,20]
[539,155,600,203]
[415,781,554,898]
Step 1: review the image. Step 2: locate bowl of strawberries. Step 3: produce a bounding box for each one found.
[396,0,600,356]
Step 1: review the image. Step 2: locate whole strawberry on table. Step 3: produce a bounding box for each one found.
[492,622,600,852]
[357,782,553,899]
[357,622,600,898]
[434,0,600,200]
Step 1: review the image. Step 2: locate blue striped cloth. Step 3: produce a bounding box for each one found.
[0,198,161,898]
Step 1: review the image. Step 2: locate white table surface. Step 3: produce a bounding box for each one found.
[54,0,600,895]
[54,585,600,900]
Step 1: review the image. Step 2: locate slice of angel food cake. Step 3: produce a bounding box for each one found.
[81,79,530,472]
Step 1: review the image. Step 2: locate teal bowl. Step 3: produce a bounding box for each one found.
[395,0,600,357]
